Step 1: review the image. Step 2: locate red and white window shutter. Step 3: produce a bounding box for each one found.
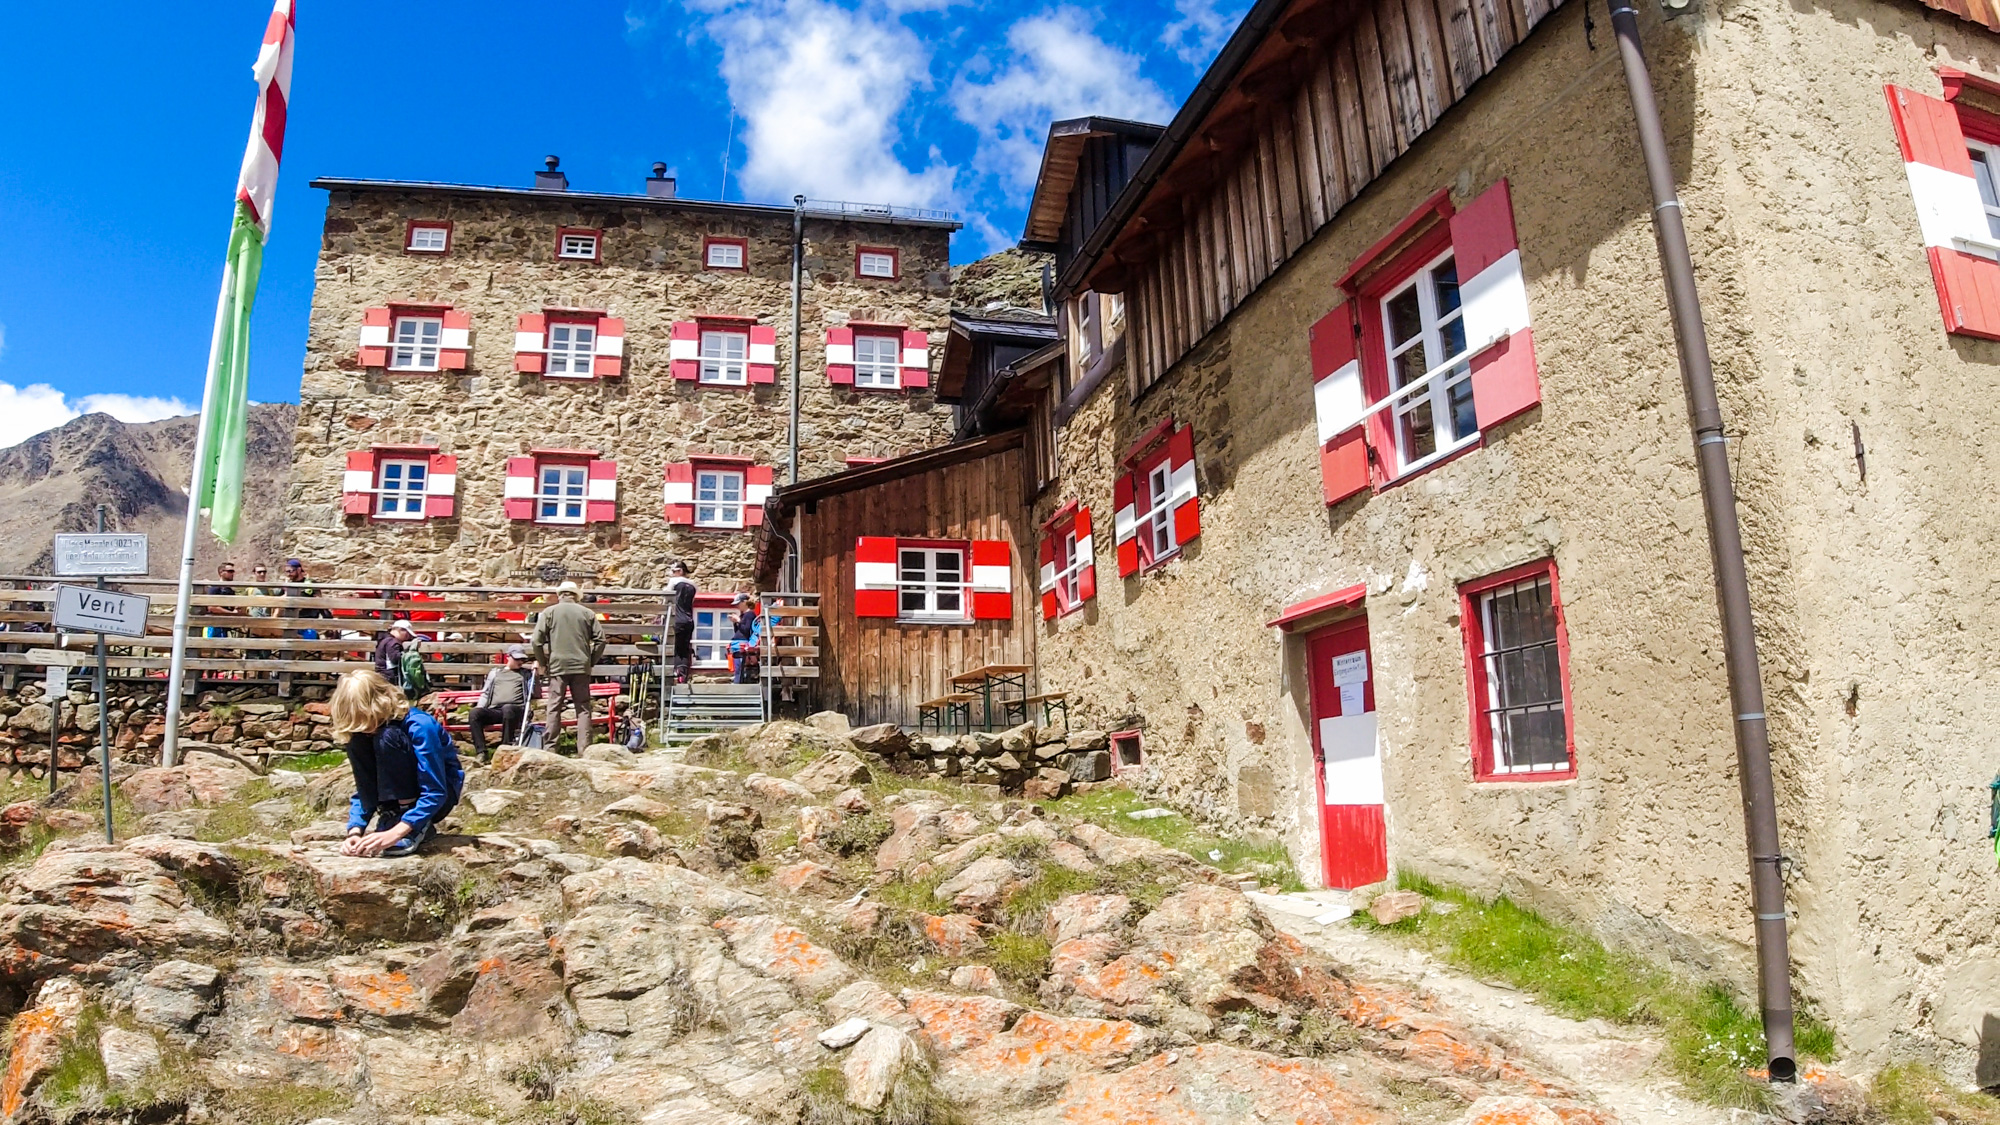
[593,317,625,377]
[670,322,700,381]
[1165,426,1199,546]
[358,308,391,367]
[1073,508,1097,603]
[1448,180,1539,430]
[439,311,471,371]
[585,460,619,522]
[664,462,775,527]
[503,456,537,520]
[1309,301,1369,504]
[1039,508,1097,619]
[749,325,778,384]
[1039,538,1059,619]
[970,540,1012,620]
[424,453,458,518]
[744,465,775,525]
[514,314,547,374]
[663,463,696,524]
[342,450,377,514]
[854,537,898,617]
[1886,84,2000,339]
[1112,474,1139,577]
[826,327,856,385]
[899,330,930,388]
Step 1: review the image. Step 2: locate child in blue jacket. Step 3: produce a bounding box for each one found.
[330,668,463,858]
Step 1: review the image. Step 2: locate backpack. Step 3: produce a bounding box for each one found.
[399,647,430,699]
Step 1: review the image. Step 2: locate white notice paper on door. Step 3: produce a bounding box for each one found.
[1338,682,1365,716]
[1333,651,1368,686]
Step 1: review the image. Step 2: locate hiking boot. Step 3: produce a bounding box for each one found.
[381,825,435,859]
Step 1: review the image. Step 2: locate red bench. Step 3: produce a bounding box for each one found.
[430,681,621,739]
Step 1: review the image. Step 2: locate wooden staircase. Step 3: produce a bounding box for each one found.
[759,592,821,682]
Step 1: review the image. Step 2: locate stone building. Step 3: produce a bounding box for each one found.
[956,0,2000,1082]
[283,161,960,620]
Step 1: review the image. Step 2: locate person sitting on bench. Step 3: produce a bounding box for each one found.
[468,646,532,763]
[332,668,463,859]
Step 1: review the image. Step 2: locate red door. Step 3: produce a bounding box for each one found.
[1306,620,1387,888]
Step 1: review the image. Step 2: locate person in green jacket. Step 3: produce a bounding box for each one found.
[530,582,605,753]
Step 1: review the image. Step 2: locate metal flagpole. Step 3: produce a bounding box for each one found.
[161,256,237,768]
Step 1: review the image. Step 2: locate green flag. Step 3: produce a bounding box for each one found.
[195,203,264,543]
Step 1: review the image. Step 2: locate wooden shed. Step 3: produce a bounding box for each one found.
[755,431,1037,728]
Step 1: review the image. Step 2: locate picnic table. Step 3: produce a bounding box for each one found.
[948,664,1031,731]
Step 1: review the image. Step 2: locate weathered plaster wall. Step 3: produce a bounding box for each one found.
[284,190,954,590]
[1033,0,2000,1075]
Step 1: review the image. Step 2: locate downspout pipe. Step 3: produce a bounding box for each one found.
[789,195,805,486]
[1607,0,1797,1081]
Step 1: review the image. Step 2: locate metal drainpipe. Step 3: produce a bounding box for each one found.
[789,196,805,486]
[1607,0,1796,1081]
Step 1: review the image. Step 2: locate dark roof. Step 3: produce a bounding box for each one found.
[938,309,1058,402]
[309,178,963,231]
[952,306,1059,334]
[1021,117,1167,245]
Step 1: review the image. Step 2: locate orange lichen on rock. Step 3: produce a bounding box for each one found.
[1055,1042,1381,1125]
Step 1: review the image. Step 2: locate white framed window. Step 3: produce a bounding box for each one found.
[858,250,897,278]
[700,330,749,385]
[407,224,448,252]
[898,547,966,621]
[706,240,745,269]
[1472,571,1570,776]
[389,316,443,372]
[546,322,597,377]
[559,232,599,260]
[692,609,731,668]
[694,470,745,528]
[375,459,429,519]
[1141,460,1174,563]
[853,334,900,388]
[1058,530,1081,609]
[1381,252,1477,474]
[1970,141,2000,239]
[537,463,588,524]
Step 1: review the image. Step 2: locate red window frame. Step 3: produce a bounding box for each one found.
[556,227,602,263]
[1045,507,1086,617]
[703,236,749,271]
[855,245,900,280]
[1354,218,1484,489]
[1459,559,1576,782]
[1130,442,1177,571]
[404,220,452,255]
[849,328,905,391]
[1109,730,1144,775]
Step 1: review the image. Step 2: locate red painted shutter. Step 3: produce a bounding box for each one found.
[1038,535,1058,620]
[1309,300,1370,505]
[854,536,899,618]
[503,456,537,520]
[1112,472,1139,577]
[670,321,700,381]
[748,325,778,384]
[438,310,471,370]
[970,540,1012,620]
[514,313,547,374]
[1887,84,2000,339]
[358,307,391,368]
[1075,506,1097,602]
[899,329,930,389]
[743,464,775,527]
[826,326,855,385]
[423,453,457,519]
[342,450,376,515]
[1167,426,1200,546]
[593,317,626,377]
[585,460,618,522]
[663,462,695,524]
[1449,180,1541,430]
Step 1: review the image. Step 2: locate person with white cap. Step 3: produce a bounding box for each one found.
[468,645,533,762]
[530,581,605,752]
[374,619,415,684]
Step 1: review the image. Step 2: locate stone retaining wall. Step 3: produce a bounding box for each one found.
[0,683,340,773]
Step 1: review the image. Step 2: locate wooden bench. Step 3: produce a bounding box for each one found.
[1022,691,1069,732]
[918,693,976,734]
[429,681,622,744]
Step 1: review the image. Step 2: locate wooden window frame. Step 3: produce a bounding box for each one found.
[856,245,900,280]
[693,466,747,529]
[556,227,602,263]
[1459,559,1576,783]
[1356,221,1483,487]
[1131,443,1177,571]
[896,540,970,623]
[373,457,430,520]
[534,456,592,526]
[851,330,903,389]
[388,313,444,373]
[405,220,452,255]
[699,325,751,386]
[703,236,748,271]
[692,606,734,668]
[1045,508,1086,617]
[543,316,599,380]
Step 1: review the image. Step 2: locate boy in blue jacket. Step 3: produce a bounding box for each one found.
[330,668,463,858]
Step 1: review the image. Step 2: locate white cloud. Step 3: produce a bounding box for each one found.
[0,382,192,450]
[684,0,957,209]
[1161,0,1244,65]
[950,8,1176,196]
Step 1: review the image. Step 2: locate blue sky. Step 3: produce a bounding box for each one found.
[0,0,1237,448]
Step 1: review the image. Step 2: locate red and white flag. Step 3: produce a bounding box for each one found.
[235,0,295,237]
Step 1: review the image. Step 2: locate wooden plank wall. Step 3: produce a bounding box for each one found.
[797,447,1036,728]
[1125,0,1560,395]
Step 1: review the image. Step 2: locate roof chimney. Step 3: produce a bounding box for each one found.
[646,162,677,199]
[534,155,568,192]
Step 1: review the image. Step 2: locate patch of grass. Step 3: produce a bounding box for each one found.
[278,749,347,772]
[984,930,1052,985]
[801,1062,966,1125]
[210,1084,353,1125]
[1367,871,1836,1109]
[1039,787,1304,890]
[517,1098,636,1125]
[875,871,948,913]
[36,1005,108,1110]
[824,813,893,858]
[1000,862,1096,929]
[1872,1062,2000,1125]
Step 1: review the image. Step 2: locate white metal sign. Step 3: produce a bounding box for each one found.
[42,665,65,699]
[52,534,148,577]
[23,648,88,667]
[51,585,151,638]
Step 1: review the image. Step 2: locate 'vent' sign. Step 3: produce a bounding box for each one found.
[51,585,151,638]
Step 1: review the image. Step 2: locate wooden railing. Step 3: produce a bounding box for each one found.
[759,593,821,680]
[0,577,679,691]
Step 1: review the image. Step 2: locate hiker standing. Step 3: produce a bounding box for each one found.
[666,561,697,684]
[531,581,605,751]
[332,668,463,859]
[468,646,532,762]
[729,592,762,684]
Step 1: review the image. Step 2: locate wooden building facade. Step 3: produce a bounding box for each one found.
[756,432,1038,728]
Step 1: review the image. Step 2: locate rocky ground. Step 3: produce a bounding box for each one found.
[0,714,1711,1124]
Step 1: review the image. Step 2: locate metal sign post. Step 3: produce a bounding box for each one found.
[42,665,63,796]
[50,511,146,842]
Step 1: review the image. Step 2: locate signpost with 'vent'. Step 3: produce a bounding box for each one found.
[51,514,142,842]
